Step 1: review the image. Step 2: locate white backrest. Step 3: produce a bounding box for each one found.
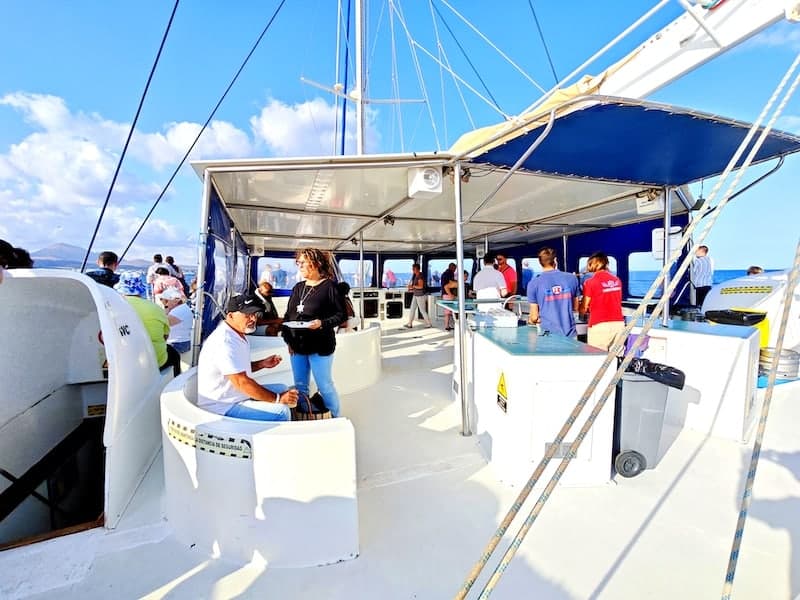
[476,287,502,312]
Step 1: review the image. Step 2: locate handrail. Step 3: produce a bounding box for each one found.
[455,49,800,600]
[721,239,800,598]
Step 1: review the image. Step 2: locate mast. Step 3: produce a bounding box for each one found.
[355,0,366,154]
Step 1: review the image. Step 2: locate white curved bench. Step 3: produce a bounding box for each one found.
[333,323,382,394]
[160,369,359,567]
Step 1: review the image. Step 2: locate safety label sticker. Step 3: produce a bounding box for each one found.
[86,404,106,417]
[497,372,508,413]
[720,286,772,295]
[167,419,253,459]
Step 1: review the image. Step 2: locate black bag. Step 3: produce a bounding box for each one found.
[704,309,766,326]
[627,358,686,390]
[292,391,331,421]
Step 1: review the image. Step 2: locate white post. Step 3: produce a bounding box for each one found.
[454,162,471,436]
[662,186,671,327]
[191,169,213,366]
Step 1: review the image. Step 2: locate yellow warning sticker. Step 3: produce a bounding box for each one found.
[167,419,253,459]
[720,286,772,295]
[497,372,507,398]
[497,372,507,413]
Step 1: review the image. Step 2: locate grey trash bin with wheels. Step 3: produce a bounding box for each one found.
[615,373,670,478]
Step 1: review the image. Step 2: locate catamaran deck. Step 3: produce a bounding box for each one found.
[7,324,799,599]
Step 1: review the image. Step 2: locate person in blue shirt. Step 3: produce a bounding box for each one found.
[526,247,580,337]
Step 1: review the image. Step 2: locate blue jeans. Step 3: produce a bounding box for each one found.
[171,340,191,354]
[224,383,291,421]
[290,352,340,417]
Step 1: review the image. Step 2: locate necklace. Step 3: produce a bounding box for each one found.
[297,282,317,314]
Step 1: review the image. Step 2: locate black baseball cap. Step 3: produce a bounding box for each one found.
[225,293,264,315]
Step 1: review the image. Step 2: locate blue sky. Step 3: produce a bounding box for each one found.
[0,1,798,268]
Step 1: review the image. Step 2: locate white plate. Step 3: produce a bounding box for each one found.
[283,320,313,329]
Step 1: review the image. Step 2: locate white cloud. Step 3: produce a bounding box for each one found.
[0,92,256,262]
[777,114,800,134]
[754,22,800,51]
[250,97,380,156]
[0,92,382,264]
[132,119,253,170]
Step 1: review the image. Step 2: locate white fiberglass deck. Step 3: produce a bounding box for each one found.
[6,324,799,600]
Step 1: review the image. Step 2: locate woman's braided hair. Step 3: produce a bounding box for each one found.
[297,248,336,279]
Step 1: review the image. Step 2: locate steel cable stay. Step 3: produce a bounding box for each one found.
[118,0,288,264]
[390,0,442,150]
[455,51,800,600]
[430,1,496,126]
[526,0,559,85]
[80,0,181,273]
[721,240,800,598]
[427,0,449,145]
[437,0,547,95]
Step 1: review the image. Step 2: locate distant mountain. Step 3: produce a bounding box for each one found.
[29,243,164,271]
[32,243,87,261]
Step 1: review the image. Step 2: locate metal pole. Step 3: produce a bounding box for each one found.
[359,232,365,329]
[191,169,213,366]
[662,187,671,327]
[355,0,365,155]
[561,233,568,272]
[454,162,471,436]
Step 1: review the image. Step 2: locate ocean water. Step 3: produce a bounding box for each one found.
[628,269,755,297]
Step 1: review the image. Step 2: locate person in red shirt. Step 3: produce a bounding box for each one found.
[579,252,625,353]
[495,253,517,297]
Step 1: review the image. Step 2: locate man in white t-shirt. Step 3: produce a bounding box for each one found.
[197,293,298,421]
[146,253,177,284]
[157,287,193,354]
[472,255,508,300]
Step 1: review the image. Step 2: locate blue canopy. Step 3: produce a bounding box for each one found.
[474,100,800,186]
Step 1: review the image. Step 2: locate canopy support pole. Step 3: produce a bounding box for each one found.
[191,169,213,366]
[358,232,365,329]
[454,161,470,436]
[662,186,672,327]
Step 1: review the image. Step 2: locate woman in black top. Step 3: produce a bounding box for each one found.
[282,249,346,416]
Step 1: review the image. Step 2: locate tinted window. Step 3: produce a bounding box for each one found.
[628,252,663,297]
[427,258,474,287]
[339,258,375,288]
[256,257,297,290]
[382,259,413,288]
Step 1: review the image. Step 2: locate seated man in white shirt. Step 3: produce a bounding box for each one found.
[471,255,508,310]
[197,293,299,421]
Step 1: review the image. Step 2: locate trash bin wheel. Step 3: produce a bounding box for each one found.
[615,450,647,478]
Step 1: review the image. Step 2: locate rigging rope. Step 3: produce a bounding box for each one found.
[340,0,353,156]
[456,51,800,600]
[390,0,442,150]
[80,0,180,272]
[388,3,405,151]
[428,0,449,145]
[438,0,546,94]
[118,0,288,263]
[720,60,800,600]
[333,0,343,154]
[430,1,493,125]
[721,239,800,600]
[394,12,511,121]
[526,0,559,85]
